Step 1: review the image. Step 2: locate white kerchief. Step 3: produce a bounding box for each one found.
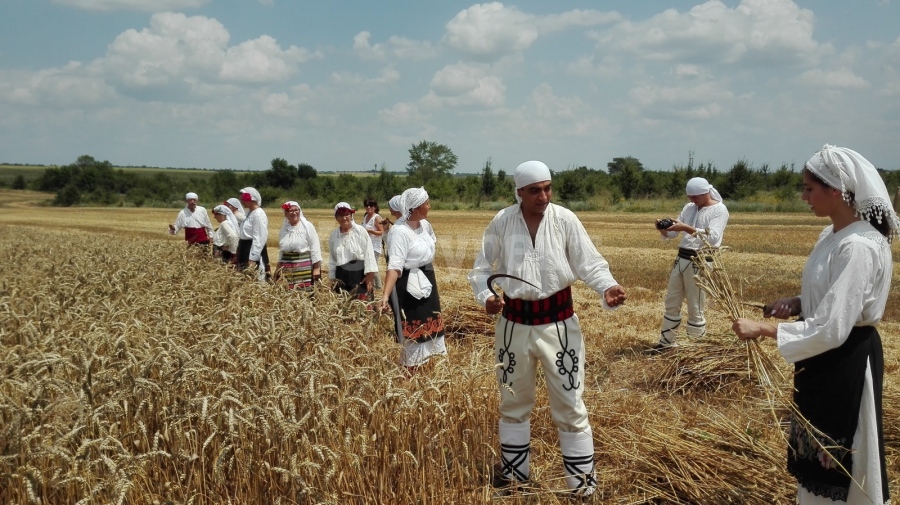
[281,201,309,228]
[514,161,552,203]
[214,204,239,231]
[685,177,722,202]
[239,187,262,206]
[226,197,242,209]
[399,187,429,221]
[185,192,199,200]
[389,195,403,212]
[805,144,900,239]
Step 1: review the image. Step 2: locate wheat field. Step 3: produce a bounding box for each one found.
[1,190,899,504]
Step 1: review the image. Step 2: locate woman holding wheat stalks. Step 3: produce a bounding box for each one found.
[732,145,897,504]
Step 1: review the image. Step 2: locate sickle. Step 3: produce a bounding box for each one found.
[486,273,540,299]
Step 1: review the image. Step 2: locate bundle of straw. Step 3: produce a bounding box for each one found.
[690,229,862,491]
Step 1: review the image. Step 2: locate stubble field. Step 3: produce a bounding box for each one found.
[1,189,899,504]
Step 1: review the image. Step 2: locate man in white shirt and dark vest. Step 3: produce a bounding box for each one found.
[649,177,729,352]
[468,160,627,498]
[169,192,213,247]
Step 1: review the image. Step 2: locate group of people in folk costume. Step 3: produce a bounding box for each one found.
[169,186,447,369]
[170,145,894,503]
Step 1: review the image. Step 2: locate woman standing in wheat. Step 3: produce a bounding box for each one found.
[276,201,321,290]
[732,145,896,505]
[379,187,447,369]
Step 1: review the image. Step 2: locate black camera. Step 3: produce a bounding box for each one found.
[656,218,675,230]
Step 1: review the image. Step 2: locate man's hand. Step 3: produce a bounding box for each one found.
[604,285,627,307]
[485,295,504,315]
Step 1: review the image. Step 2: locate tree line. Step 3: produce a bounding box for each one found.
[9,142,900,211]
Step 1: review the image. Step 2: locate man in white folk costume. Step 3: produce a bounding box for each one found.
[649,177,729,352]
[468,161,627,498]
[169,192,214,246]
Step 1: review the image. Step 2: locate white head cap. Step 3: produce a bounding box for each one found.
[185,192,199,201]
[514,161,552,203]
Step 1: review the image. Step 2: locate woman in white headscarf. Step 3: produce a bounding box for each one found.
[277,200,322,290]
[733,145,897,505]
[328,202,378,300]
[212,204,239,264]
[379,187,446,369]
[236,187,270,281]
[224,197,246,225]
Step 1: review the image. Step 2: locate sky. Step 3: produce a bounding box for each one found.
[1,0,899,174]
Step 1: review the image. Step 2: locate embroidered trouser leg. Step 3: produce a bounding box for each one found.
[498,419,531,482]
[495,314,590,430]
[559,427,597,496]
[661,256,707,340]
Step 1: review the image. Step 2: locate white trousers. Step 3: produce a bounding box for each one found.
[495,314,590,430]
[495,313,596,495]
[659,256,708,344]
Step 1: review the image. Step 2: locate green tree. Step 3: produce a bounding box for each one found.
[406,140,458,185]
[480,158,496,198]
[297,163,317,180]
[11,175,26,190]
[607,156,644,199]
[721,159,757,199]
[266,158,296,189]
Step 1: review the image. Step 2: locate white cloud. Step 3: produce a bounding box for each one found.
[353,31,437,62]
[596,0,820,67]
[52,0,208,12]
[794,68,870,89]
[93,12,320,96]
[443,3,616,60]
[424,62,505,108]
[220,36,314,83]
[378,102,429,127]
[628,81,734,121]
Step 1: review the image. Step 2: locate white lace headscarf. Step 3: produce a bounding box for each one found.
[388,195,403,212]
[514,161,552,203]
[685,177,723,202]
[805,144,900,240]
[398,187,429,224]
[213,204,239,231]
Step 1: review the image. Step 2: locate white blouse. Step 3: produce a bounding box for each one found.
[777,221,892,363]
[172,206,213,234]
[213,221,239,252]
[663,200,729,249]
[279,219,322,263]
[387,220,436,272]
[327,223,378,279]
[468,203,619,307]
[239,208,269,262]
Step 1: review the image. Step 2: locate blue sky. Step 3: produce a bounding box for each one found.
[1,0,899,174]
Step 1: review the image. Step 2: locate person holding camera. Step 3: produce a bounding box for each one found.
[649,177,729,352]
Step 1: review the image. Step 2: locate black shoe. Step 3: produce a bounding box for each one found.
[643,342,673,355]
[491,464,529,496]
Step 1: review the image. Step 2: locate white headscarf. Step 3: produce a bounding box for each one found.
[281,200,309,226]
[805,144,900,239]
[185,192,199,201]
[398,187,429,223]
[239,187,262,206]
[225,197,242,210]
[685,177,722,202]
[388,195,403,212]
[213,204,239,231]
[514,161,552,203]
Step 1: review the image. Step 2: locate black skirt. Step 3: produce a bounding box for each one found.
[333,259,369,300]
[393,263,444,343]
[787,325,888,502]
